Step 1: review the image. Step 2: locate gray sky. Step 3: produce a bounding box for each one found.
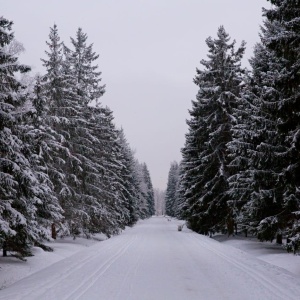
[2,0,269,190]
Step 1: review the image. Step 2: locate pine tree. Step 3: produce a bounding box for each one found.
[263,0,300,245]
[42,25,140,237]
[133,161,154,219]
[154,188,165,216]
[22,76,64,241]
[0,17,56,258]
[227,39,285,241]
[165,161,179,217]
[86,106,133,235]
[63,27,131,236]
[226,69,258,237]
[180,26,245,234]
[232,1,300,244]
[142,163,155,217]
[40,24,88,237]
[173,162,185,219]
[117,129,139,225]
[64,27,105,105]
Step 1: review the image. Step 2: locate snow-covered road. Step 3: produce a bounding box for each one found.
[1,217,300,300]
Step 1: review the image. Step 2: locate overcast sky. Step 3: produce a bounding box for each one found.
[2,0,269,190]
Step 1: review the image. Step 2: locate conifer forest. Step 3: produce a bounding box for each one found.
[1,0,300,262]
[165,1,300,252]
[0,19,155,258]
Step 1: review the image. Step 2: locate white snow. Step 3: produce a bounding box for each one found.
[0,217,300,300]
[213,234,300,277]
[0,234,106,290]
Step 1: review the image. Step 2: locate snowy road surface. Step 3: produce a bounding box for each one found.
[1,217,300,300]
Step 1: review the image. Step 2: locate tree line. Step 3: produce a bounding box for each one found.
[165,0,300,251]
[0,18,154,258]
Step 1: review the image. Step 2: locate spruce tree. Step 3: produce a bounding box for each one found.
[173,162,185,219]
[263,0,300,245]
[87,106,132,235]
[227,40,286,241]
[64,27,105,105]
[232,1,300,244]
[134,161,153,219]
[62,27,130,236]
[22,77,64,241]
[165,161,179,217]
[117,129,139,225]
[142,163,155,217]
[0,17,56,258]
[40,24,86,236]
[154,188,165,216]
[180,26,245,234]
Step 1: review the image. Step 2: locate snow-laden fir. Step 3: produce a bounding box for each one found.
[0,18,155,258]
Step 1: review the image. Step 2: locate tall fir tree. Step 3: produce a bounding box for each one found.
[0,17,60,258]
[117,129,139,225]
[165,161,179,217]
[154,188,165,216]
[231,1,300,243]
[133,161,154,219]
[142,163,155,217]
[64,27,105,105]
[87,106,133,235]
[263,0,300,245]
[173,162,185,219]
[180,26,245,234]
[227,40,286,241]
[40,24,88,236]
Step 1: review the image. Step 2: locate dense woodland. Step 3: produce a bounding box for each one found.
[165,0,300,251]
[1,0,300,259]
[0,18,155,258]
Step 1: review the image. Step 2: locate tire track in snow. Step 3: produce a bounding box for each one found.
[185,231,297,300]
[65,234,138,300]
[186,233,286,299]
[12,235,127,300]
[115,235,146,300]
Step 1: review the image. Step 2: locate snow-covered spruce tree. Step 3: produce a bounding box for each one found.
[0,17,56,258]
[30,76,68,238]
[63,28,136,236]
[64,27,105,105]
[117,129,139,225]
[226,68,259,237]
[133,160,147,219]
[142,163,155,217]
[133,161,154,219]
[234,2,300,245]
[154,188,165,216]
[40,24,89,237]
[227,39,287,242]
[263,0,300,246]
[62,28,111,236]
[84,106,134,236]
[173,162,186,219]
[165,161,179,217]
[180,26,245,234]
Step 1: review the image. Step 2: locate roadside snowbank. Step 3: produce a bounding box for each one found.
[0,234,106,289]
[213,234,300,277]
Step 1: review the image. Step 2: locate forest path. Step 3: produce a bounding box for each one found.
[0,217,300,300]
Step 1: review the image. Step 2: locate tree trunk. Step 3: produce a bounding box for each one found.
[276,233,282,244]
[227,218,234,237]
[234,222,237,235]
[51,223,57,239]
[3,241,7,257]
